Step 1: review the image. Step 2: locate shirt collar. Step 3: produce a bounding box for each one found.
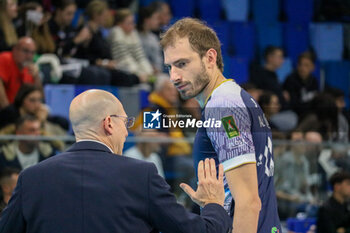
[77,139,114,153]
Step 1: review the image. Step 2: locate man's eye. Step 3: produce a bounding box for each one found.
[177,62,186,68]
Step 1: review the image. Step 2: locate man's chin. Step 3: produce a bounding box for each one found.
[179,90,195,100]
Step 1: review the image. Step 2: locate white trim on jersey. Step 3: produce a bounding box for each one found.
[222,153,256,172]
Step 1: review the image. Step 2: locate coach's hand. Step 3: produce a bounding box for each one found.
[180,158,225,207]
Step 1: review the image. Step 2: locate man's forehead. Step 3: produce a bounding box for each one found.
[164,37,196,64]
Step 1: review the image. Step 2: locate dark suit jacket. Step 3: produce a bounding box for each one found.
[0,141,231,233]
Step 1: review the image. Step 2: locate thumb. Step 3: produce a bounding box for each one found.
[180,183,196,199]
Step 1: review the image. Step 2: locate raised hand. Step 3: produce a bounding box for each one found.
[180,158,225,207]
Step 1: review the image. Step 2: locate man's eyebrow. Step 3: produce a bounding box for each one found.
[165,58,190,66]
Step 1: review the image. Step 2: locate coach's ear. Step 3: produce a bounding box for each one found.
[205,48,217,70]
[103,116,114,135]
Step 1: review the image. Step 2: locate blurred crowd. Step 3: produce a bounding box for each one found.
[0,0,349,227]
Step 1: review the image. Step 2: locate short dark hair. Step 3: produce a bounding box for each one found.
[258,91,275,108]
[148,0,167,12]
[137,6,158,31]
[14,84,43,109]
[330,171,350,189]
[114,8,132,25]
[297,51,316,64]
[263,45,283,61]
[15,115,40,131]
[0,167,20,185]
[54,0,76,10]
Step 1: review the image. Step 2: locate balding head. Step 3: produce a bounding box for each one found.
[13,37,37,68]
[70,90,121,138]
[16,37,36,49]
[69,89,129,154]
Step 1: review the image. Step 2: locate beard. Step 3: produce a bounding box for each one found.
[179,61,210,100]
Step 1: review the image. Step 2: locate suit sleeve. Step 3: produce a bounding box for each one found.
[147,164,231,233]
[0,173,26,233]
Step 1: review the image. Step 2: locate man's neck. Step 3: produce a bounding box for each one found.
[195,71,226,108]
[76,138,116,154]
[18,142,35,154]
[333,192,345,204]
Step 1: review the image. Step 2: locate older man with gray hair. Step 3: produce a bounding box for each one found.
[0,89,231,233]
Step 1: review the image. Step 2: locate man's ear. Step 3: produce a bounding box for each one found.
[103,116,113,135]
[205,48,217,69]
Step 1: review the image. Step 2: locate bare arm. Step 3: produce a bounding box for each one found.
[27,64,42,88]
[225,163,261,233]
[0,80,9,109]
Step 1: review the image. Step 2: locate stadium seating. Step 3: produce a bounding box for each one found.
[283,23,310,65]
[322,61,350,105]
[169,0,195,18]
[283,0,313,23]
[223,56,249,84]
[230,22,256,61]
[198,0,222,23]
[252,0,280,24]
[222,0,249,22]
[256,23,283,58]
[310,23,344,61]
[210,21,231,56]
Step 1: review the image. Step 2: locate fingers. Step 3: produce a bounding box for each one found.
[218,164,224,183]
[210,158,216,178]
[204,158,210,179]
[197,160,204,181]
[179,183,195,199]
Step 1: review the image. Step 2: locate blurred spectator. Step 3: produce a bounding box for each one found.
[0,115,56,171]
[0,84,67,151]
[0,167,19,213]
[0,0,18,52]
[275,132,314,219]
[16,2,55,54]
[49,0,85,58]
[74,0,143,86]
[138,6,164,74]
[317,171,350,233]
[283,52,319,118]
[124,129,165,178]
[258,91,297,132]
[0,37,41,109]
[326,87,349,143]
[250,46,288,108]
[108,8,153,78]
[296,93,340,142]
[149,1,172,35]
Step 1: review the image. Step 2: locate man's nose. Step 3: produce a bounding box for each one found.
[169,68,182,84]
